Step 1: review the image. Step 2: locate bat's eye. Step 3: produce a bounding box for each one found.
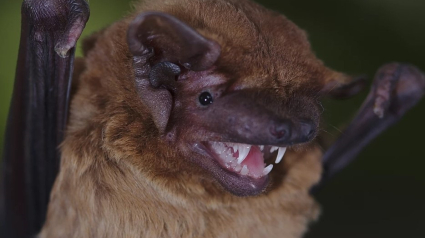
[199,92,213,105]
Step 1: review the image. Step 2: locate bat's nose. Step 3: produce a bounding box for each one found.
[269,121,292,141]
[298,119,316,142]
[269,119,316,145]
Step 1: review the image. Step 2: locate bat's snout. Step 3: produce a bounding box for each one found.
[297,119,317,142]
[187,91,319,196]
[270,118,316,145]
[200,91,319,146]
[269,121,291,141]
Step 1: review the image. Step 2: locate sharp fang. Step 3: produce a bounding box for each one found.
[259,145,264,151]
[232,144,238,153]
[241,165,249,175]
[275,147,287,164]
[262,164,273,175]
[270,146,278,153]
[237,145,251,164]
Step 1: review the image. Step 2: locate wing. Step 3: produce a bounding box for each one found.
[313,63,425,193]
[0,1,89,237]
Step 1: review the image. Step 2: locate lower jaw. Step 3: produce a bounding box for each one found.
[191,143,270,196]
[214,166,270,196]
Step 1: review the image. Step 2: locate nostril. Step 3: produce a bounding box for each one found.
[299,120,316,140]
[270,122,291,140]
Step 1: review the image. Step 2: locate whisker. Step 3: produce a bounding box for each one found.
[328,124,342,133]
[319,128,335,136]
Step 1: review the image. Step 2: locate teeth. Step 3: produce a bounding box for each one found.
[275,147,287,164]
[270,146,278,153]
[211,142,286,178]
[262,164,273,175]
[237,145,251,164]
[234,163,242,172]
[212,142,223,154]
[241,165,249,175]
[232,144,238,153]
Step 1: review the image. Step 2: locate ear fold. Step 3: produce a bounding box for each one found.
[320,71,367,99]
[128,11,221,71]
[126,12,221,133]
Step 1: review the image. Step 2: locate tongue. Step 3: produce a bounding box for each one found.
[241,146,265,178]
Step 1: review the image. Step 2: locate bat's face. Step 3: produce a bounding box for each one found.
[81,0,344,197]
[167,56,324,196]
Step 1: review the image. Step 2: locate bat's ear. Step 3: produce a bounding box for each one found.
[126,12,221,133]
[320,70,367,99]
[128,12,221,71]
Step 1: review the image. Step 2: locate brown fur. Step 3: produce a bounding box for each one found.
[40,0,348,237]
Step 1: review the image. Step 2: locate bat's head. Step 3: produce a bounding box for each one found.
[78,0,361,197]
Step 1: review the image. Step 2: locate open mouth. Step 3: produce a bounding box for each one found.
[206,142,287,179]
[192,141,288,196]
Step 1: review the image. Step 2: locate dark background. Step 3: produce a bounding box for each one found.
[1,0,424,237]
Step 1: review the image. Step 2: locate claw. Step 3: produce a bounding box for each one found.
[314,62,425,193]
[373,63,425,118]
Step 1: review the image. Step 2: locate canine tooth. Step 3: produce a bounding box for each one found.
[237,145,251,164]
[270,146,278,153]
[232,144,238,156]
[236,147,246,164]
[259,145,264,151]
[275,147,287,164]
[262,164,273,175]
[241,165,249,175]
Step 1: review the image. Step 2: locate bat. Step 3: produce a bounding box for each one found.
[0,0,424,237]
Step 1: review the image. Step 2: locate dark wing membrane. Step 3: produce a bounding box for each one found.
[312,63,425,193]
[0,1,89,237]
